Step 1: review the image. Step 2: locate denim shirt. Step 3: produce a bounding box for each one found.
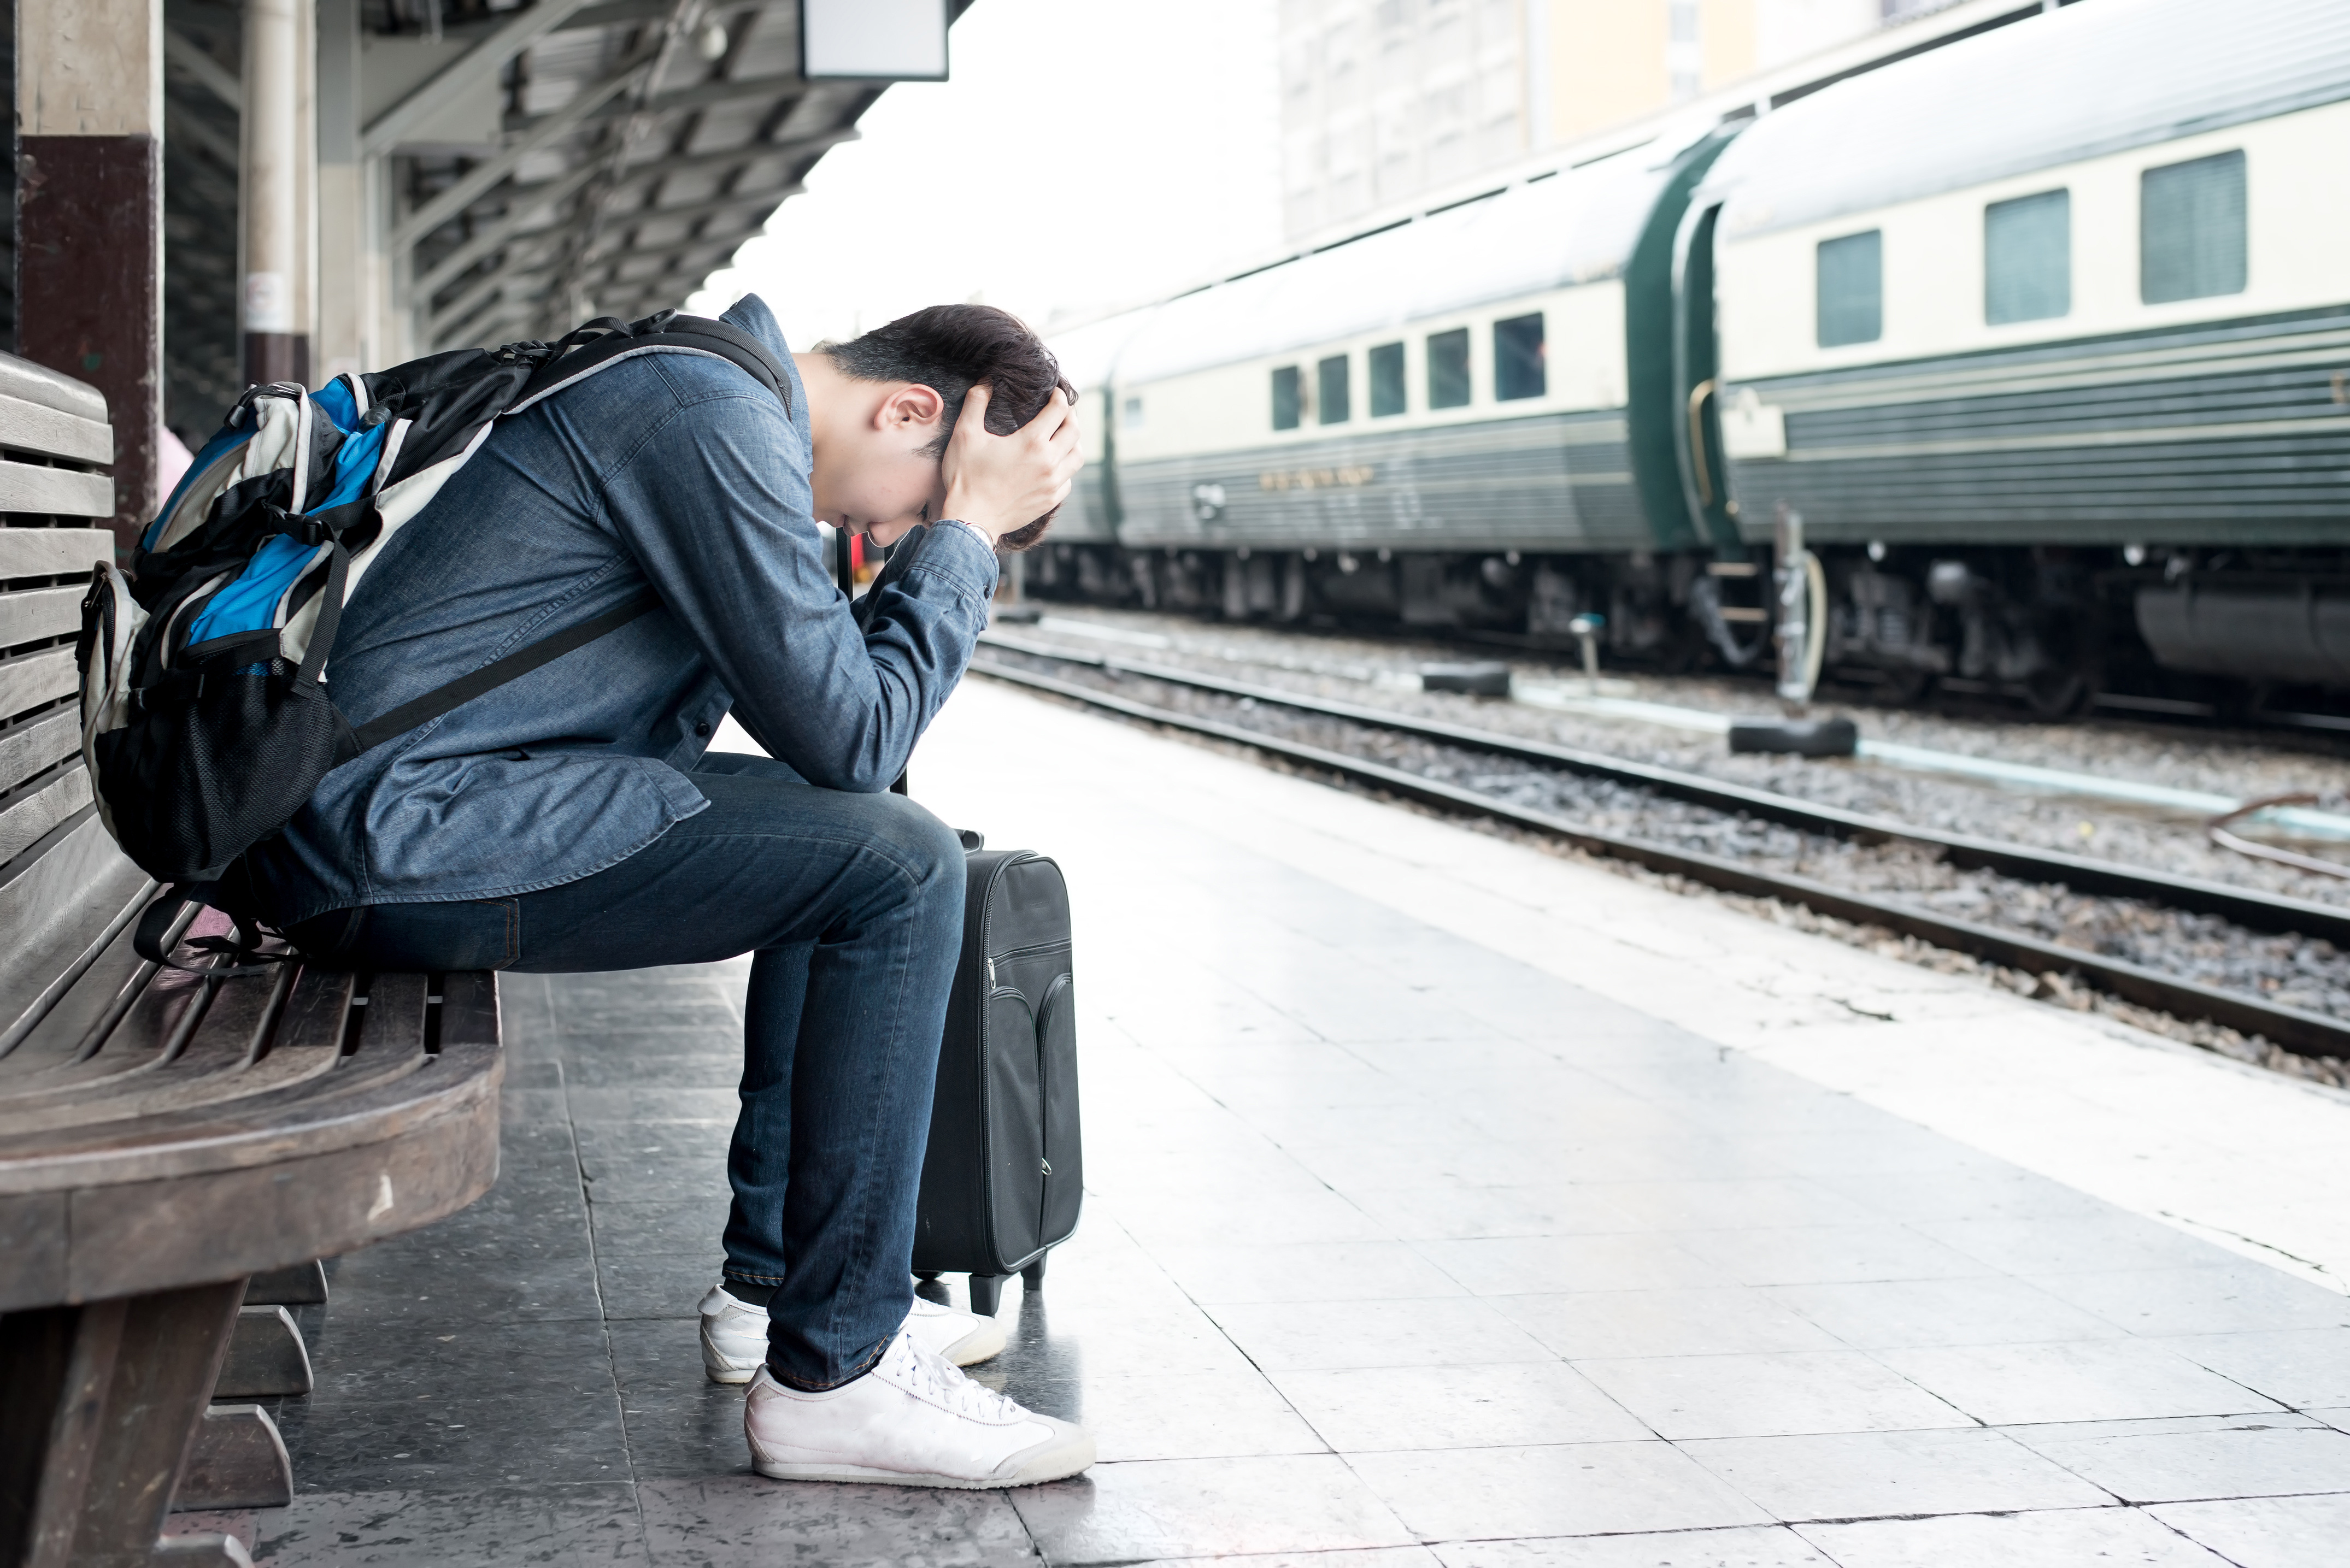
[247,294,999,924]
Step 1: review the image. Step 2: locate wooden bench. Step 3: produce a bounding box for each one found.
[0,353,505,1567]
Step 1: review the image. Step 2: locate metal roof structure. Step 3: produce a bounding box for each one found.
[158,0,972,430]
[1701,0,2350,241]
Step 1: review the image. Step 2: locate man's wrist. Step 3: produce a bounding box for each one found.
[939,517,996,549]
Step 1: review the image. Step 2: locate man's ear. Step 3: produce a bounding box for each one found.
[877,382,946,439]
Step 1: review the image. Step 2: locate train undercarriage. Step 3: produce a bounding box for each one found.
[1019,540,2350,724]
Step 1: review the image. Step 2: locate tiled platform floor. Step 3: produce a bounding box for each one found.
[176,683,2350,1565]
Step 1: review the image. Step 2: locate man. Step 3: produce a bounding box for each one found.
[252,295,1094,1489]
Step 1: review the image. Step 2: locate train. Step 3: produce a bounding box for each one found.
[1026,0,2350,719]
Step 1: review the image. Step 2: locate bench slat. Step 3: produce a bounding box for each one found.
[0,961,219,1110]
[0,991,461,1184]
[0,392,116,467]
[439,970,500,1048]
[0,952,366,1134]
[0,458,113,518]
[0,525,110,578]
[273,964,356,1054]
[0,708,79,799]
[0,765,95,882]
[0,900,186,1081]
[0,582,84,644]
[0,353,110,424]
[0,817,149,1059]
[364,971,431,1056]
[0,963,343,1134]
[0,647,76,730]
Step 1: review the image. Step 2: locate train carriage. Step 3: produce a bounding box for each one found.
[1696,0,2350,709]
[1062,141,1722,635]
[1043,0,2350,714]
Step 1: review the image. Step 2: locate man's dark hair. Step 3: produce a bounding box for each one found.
[822,304,1076,551]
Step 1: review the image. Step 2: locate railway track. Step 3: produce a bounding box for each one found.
[972,630,2350,1064]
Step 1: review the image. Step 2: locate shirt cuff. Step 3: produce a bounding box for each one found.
[911,520,1001,597]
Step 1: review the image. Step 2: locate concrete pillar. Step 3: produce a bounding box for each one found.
[315,0,372,378]
[294,0,318,380]
[16,0,164,550]
[239,0,306,384]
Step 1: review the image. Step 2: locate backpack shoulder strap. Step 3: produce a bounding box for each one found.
[508,314,791,418]
[346,586,663,755]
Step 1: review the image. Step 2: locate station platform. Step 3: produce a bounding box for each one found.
[174,679,2350,1565]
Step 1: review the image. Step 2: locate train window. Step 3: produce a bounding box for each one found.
[2142,150,2247,304]
[1370,341,1406,416]
[1816,229,1883,347]
[1985,188,2070,325]
[1318,355,1351,425]
[1272,366,1302,430]
[1427,327,1471,408]
[1494,314,1546,400]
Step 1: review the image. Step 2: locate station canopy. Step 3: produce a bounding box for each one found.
[160,0,971,426]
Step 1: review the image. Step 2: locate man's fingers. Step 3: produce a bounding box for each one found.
[962,382,993,425]
[1023,387,1073,440]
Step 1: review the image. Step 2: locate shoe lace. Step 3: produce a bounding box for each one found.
[895,1334,1023,1422]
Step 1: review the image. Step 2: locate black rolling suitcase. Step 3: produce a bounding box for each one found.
[912,840,1082,1316]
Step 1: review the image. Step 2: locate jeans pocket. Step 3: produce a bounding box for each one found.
[328,899,520,972]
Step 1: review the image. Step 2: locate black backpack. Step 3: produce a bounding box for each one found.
[78,311,787,905]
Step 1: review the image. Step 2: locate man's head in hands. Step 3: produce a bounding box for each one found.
[797,305,1080,551]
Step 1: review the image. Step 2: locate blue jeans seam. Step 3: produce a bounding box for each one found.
[772,1333,889,1393]
[814,861,921,1381]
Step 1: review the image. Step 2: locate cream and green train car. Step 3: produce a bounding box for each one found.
[1696,0,2350,711]
[1036,131,1745,657]
[1035,0,2350,713]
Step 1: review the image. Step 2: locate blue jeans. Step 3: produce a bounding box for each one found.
[287,753,967,1389]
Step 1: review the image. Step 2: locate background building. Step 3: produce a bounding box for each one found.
[1279,0,1977,243]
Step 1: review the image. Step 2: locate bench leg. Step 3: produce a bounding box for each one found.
[240,1261,326,1307]
[173,1407,291,1512]
[0,1277,245,1568]
[211,1307,313,1400]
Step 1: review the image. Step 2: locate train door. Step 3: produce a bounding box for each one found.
[1671,200,1741,557]
[1624,127,1744,556]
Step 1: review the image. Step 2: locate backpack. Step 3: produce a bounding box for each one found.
[77,310,789,900]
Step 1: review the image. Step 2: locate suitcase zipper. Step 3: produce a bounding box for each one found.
[986,939,1071,989]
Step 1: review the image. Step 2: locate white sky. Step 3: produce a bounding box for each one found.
[684,0,1285,347]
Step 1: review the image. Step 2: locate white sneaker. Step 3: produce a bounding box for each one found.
[697,1283,1008,1385]
[744,1329,1093,1488]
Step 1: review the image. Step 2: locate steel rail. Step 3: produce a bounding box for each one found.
[977,630,2350,948]
[969,653,2350,1062]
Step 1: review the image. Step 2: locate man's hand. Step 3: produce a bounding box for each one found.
[939,385,1081,547]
